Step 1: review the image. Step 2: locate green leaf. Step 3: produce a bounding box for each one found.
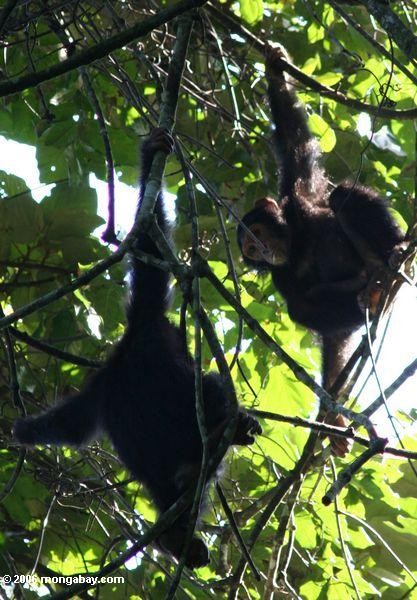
[0,194,43,243]
[307,22,325,43]
[239,0,263,24]
[309,113,337,152]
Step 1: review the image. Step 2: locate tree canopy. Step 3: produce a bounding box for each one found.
[0,1,416,598]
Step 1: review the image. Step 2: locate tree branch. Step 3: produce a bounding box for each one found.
[0,247,126,329]
[10,327,102,369]
[330,1,417,86]
[0,0,207,98]
[81,68,117,245]
[250,409,417,459]
[228,431,319,598]
[322,437,388,505]
[216,482,261,581]
[199,259,375,433]
[137,13,205,599]
[207,2,417,120]
[0,305,24,413]
[361,0,417,61]
[0,0,18,35]
[363,356,417,417]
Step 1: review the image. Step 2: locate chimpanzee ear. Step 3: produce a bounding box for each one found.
[254,197,279,210]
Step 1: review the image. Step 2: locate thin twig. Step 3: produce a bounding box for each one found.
[0,449,26,502]
[206,2,417,120]
[200,259,375,433]
[361,0,417,61]
[0,0,18,35]
[216,483,260,581]
[81,68,117,245]
[364,356,417,417]
[10,327,102,369]
[0,246,126,330]
[228,430,319,599]
[264,484,300,598]
[331,458,362,599]
[0,0,208,98]
[322,437,388,506]
[339,509,417,585]
[0,305,24,414]
[249,409,417,459]
[330,1,417,86]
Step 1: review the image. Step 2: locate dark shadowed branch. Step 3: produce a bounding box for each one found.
[10,327,102,369]
[364,356,417,417]
[216,482,261,581]
[2,3,416,597]
[361,0,417,60]
[264,484,300,599]
[0,0,18,34]
[45,489,193,600]
[250,409,417,459]
[0,303,26,504]
[200,259,375,432]
[207,2,417,120]
[0,0,208,98]
[0,247,126,330]
[42,408,245,599]
[81,68,117,245]
[228,431,319,599]
[0,306,24,414]
[0,248,376,428]
[329,1,417,85]
[0,448,26,503]
[322,437,388,506]
[137,12,203,599]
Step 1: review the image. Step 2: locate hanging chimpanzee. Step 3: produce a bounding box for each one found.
[14,128,261,568]
[237,45,405,456]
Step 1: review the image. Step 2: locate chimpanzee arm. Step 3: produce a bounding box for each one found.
[306,270,368,296]
[329,182,405,265]
[14,387,101,447]
[283,283,364,334]
[265,46,328,202]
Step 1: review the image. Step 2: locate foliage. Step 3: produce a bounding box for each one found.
[0,1,416,599]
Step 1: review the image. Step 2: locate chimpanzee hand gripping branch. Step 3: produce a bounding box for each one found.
[14,127,261,569]
[237,45,405,456]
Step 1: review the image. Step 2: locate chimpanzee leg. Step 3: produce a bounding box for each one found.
[329,183,404,264]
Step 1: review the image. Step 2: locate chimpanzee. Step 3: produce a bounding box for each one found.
[237,46,404,456]
[14,128,261,568]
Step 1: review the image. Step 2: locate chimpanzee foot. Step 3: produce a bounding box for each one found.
[325,413,353,458]
[233,411,262,445]
[358,276,384,316]
[145,127,174,156]
[158,527,210,569]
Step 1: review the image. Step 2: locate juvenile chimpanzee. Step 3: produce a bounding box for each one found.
[14,128,261,569]
[237,46,405,455]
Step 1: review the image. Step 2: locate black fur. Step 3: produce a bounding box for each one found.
[14,128,261,568]
[238,46,404,343]
[237,47,404,455]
